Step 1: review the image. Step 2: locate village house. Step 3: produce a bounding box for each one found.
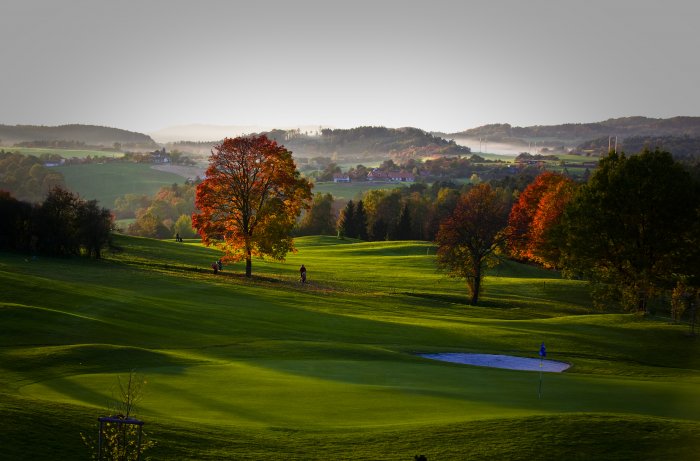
[333,173,351,183]
[150,148,171,164]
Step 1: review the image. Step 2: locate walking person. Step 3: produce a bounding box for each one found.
[299,264,307,284]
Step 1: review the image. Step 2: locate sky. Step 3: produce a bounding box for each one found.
[1,0,699,136]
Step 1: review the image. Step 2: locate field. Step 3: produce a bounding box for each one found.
[313,181,408,200]
[2,146,125,159]
[55,163,185,207]
[2,236,699,460]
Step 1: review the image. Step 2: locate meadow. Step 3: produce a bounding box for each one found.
[312,181,408,200]
[55,163,186,207]
[1,235,699,460]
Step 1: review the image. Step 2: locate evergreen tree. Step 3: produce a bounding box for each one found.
[395,203,412,240]
[337,200,356,238]
[354,200,368,240]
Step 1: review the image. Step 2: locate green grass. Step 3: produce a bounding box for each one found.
[3,146,125,159]
[312,181,408,200]
[2,235,699,459]
[56,163,185,207]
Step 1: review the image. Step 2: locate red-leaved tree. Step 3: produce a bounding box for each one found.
[192,135,313,277]
[507,172,575,268]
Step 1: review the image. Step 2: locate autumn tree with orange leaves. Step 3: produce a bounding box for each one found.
[436,184,510,305]
[192,135,312,277]
[507,172,576,268]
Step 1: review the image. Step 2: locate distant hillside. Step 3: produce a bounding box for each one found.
[167,126,471,161]
[0,124,159,150]
[575,135,700,159]
[449,117,700,146]
[266,126,470,159]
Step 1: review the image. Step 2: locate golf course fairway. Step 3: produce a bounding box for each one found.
[2,235,699,460]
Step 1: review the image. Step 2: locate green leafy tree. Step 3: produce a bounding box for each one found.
[173,214,198,239]
[435,184,510,305]
[128,212,171,239]
[76,199,114,259]
[558,149,700,312]
[298,193,336,235]
[33,187,81,256]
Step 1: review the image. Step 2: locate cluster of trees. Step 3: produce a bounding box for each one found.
[553,150,699,313]
[0,187,113,258]
[434,149,700,311]
[298,181,503,242]
[0,151,66,202]
[115,182,199,239]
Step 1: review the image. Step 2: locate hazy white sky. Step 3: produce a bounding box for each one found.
[1,0,699,134]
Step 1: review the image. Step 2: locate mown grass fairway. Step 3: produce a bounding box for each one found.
[2,236,699,460]
[56,163,185,207]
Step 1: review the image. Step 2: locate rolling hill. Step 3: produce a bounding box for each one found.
[0,124,159,151]
[448,116,700,147]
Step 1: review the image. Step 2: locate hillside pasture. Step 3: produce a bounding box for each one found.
[56,163,185,207]
[1,236,699,460]
[312,180,409,200]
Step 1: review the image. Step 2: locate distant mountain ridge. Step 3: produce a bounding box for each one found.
[448,116,700,145]
[0,124,159,150]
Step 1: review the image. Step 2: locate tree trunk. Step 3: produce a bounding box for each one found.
[470,260,482,305]
[245,249,252,277]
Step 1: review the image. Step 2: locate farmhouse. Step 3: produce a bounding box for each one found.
[150,148,170,164]
[333,173,351,183]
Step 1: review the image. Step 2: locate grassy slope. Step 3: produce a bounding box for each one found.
[56,163,185,207]
[1,236,699,460]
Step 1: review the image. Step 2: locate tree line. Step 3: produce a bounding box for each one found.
[0,187,114,258]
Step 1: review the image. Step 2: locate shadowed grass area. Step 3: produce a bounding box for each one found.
[2,235,700,459]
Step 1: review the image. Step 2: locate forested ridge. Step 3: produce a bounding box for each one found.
[0,124,158,150]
